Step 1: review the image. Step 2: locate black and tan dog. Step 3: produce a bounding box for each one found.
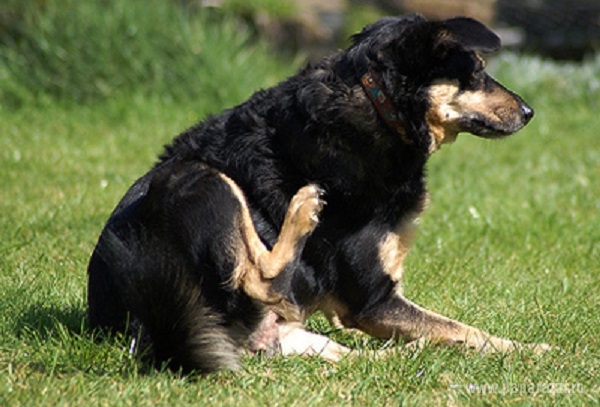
[87,14,549,373]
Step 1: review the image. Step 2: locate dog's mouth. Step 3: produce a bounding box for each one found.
[459,104,534,139]
[459,115,518,138]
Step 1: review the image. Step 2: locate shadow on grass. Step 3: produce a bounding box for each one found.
[14,303,88,339]
[11,303,157,376]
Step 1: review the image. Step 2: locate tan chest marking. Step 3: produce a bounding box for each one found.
[378,223,415,284]
[378,194,429,285]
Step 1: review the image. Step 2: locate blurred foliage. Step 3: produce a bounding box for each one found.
[214,0,297,18]
[0,0,292,109]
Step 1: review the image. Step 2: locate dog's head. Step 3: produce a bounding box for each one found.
[348,15,533,152]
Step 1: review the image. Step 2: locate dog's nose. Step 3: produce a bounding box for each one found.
[521,103,534,123]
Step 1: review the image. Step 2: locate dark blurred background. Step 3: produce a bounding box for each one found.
[2,0,598,60]
[184,0,600,60]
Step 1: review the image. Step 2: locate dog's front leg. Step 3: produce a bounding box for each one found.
[328,223,553,354]
[350,292,552,354]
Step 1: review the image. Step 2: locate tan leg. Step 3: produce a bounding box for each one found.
[253,185,324,279]
[221,175,323,303]
[348,293,553,354]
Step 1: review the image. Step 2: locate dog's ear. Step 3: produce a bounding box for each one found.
[436,17,500,54]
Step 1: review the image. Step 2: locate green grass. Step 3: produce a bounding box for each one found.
[1,5,599,403]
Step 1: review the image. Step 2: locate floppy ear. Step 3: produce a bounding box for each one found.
[437,17,500,54]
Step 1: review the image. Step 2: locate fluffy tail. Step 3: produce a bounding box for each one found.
[94,228,240,374]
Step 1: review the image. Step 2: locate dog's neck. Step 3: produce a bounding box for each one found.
[360,69,413,146]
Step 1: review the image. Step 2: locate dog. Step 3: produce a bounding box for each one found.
[87,14,549,374]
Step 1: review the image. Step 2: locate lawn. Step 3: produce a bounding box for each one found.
[1,4,599,405]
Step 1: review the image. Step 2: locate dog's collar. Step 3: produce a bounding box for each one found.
[360,69,412,145]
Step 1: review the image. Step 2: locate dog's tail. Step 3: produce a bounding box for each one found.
[94,228,240,374]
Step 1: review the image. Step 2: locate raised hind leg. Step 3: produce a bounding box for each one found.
[221,175,323,304]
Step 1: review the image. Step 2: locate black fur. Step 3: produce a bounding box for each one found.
[88,15,531,373]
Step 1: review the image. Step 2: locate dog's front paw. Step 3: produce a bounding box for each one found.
[287,184,325,236]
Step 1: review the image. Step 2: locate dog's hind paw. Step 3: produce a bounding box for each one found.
[278,321,351,362]
[287,184,325,236]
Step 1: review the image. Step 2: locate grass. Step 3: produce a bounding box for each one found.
[1,2,599,403]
